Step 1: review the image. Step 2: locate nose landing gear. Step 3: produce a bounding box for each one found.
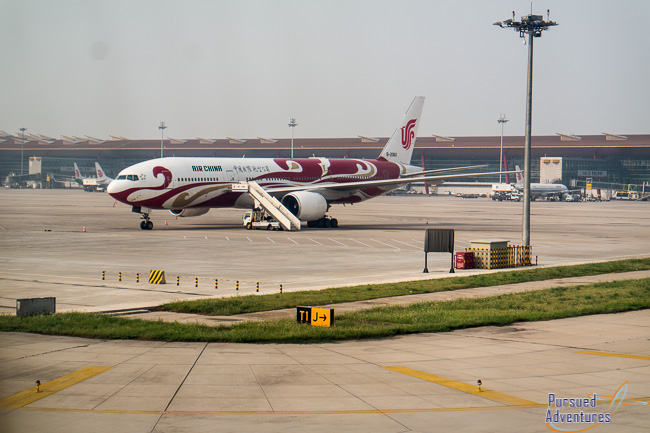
[132,206,154,230]
[139,218,153,230]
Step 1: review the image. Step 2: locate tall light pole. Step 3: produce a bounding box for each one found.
[494,11,557,246]
[158,122,167,158]
[497,114,509,183]
[19,127,26,176]
[288,117,297,158]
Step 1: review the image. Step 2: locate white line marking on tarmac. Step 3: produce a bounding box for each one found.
[288,237,299,245]
[391,239,420,248]
[308,238,324,246]
[226,236,230,241]
[266,237,276,243]
[246,237,253,242]
[349,238,375,248]
[328,238,348,247]
[371,239,400,250]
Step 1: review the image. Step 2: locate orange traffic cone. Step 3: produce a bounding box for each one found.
[165,220,168,225]
[82,226,86,232]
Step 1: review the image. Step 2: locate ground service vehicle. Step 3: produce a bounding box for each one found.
[242,209,282,230]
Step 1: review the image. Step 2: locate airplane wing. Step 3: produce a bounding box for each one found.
[264,170,520,194]
[52,175,77,183]
[400,165,488,177]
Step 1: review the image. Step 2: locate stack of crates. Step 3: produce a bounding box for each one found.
[466,239,509,269]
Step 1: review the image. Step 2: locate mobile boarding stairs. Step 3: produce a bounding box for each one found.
[231,181,301,231]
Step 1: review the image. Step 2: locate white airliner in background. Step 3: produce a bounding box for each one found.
[514,166,571,200]
[53,162,85,187]
[108,96,514,230]
[95,162,114,186]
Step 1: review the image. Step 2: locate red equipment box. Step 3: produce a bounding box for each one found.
[455,252,474,269]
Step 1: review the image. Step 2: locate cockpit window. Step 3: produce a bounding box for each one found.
[117,174,139,181]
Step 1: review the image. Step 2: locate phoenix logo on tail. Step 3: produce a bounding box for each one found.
[401,119,417,150]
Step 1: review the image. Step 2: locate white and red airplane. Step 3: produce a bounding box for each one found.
[108,96,510,230]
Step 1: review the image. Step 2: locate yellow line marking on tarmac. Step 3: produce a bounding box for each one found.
[15,397,650,415]
[578,351,650,360]
[383,366,539,406]
[0,366,114,409]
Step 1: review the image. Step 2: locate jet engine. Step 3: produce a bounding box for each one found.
[169,208,210,217]
[281,191,328,221]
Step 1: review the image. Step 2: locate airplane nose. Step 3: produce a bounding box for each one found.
[106,180,119,195]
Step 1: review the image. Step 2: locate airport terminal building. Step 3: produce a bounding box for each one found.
[1,132,649,192]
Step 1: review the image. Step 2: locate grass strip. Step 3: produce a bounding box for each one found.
[157,257,650,316]
[1,278,648,343]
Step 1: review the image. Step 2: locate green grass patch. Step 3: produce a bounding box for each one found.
[1,278,648,343]
[158,257,650,316]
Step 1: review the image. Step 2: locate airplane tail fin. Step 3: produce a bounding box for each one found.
[379,96,425,165]
[95,162,107,181]
[73,163,83,179]
[515,165,523,186]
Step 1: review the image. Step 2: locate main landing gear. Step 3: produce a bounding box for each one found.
[307,216,338,229]
[133,206,154,230]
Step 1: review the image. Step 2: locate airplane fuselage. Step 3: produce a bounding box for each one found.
[514,182,569,198]
[108,156,409,211]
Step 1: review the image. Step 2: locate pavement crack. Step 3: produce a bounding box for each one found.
[250,364,273,412]
[150,343,208,432]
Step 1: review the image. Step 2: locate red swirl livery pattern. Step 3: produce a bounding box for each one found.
[401,119,417,150]
[152,166,173,189]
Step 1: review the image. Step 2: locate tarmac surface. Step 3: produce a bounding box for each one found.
[1,189,649,432]
[0,189,649,313]
[1,311,649,433]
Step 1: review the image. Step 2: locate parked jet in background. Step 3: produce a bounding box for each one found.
[73,162,104,192]
[108,96,514,230]
[73,162,84,185]
[514,166,571,200]
[95,162,114,187]
[53,162,86,187]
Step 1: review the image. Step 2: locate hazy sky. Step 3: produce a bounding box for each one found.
[2,0,649,140]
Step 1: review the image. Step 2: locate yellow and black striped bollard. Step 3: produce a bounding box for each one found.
[119,272,122,282]
[280,284,283,294]
[215,279,218,290]
[136,273,139,283]
[236,280,239,292]
[256,282,259,293]
[102,271,105,281]
[177,276,180,286]
[195,277,198,288]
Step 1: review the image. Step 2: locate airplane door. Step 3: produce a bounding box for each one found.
[226,170,236,182]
